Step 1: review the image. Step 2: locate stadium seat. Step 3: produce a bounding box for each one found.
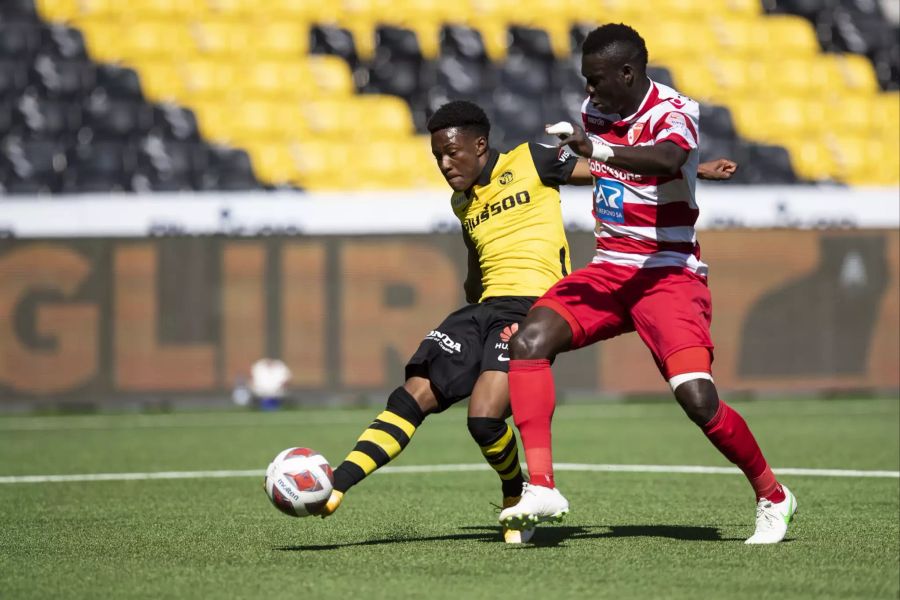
[435,55,492,99]
[130,60,184,102]
[12,93,82,140]
[181,60,236,101]
[356,95,416,137]
[250,23,310,59]
[39,23,89,59]
[65,141,135,192]
[732,142,799,184]
[199,144,261,190]
[498,53,552,96]
[205,0,257,19]
[0,59,30,97]
[699,104,738,141]
[307,56,356,97]
[92,65,143,102]
[0,21,42,58]
[152,103,201,141]
[440,25,488,62]
[83,96,154,140]
[27,56,95,99]
[292,140,343,189]
[35,0,80,22]
[191,20,250,58]
[310,25,360,68]
[242,143,300,187]
[826,53,881,94]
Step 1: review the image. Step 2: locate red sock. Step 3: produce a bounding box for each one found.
[509,359,556,488]
[703,400,785,502]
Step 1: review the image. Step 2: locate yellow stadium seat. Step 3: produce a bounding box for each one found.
[756,15,820,58]
[130,60,186,102]
[124,22,194,60]
[75,19,123,63]
[293,141,345,189]
[303,99,355,139]
[70,0,116,18]
[355,96,416,138]
[708,16,758,58]
[707,57,765,98]
[828,133,876,184]
[244,143,301,185]
[404,21,442,60]
[35,0,79,22]
[407,136,447,188]
[359,140,416,189]
[228,100,305,142]
[181,60,236,100]
[783,139,838,182]
[336,19,376,62]
[467,21,509,61]
[191,20,251,57]
[728,99,784,143]
[129,0,206,19]
[722,0,763,16]
[266,0,340,23]
[825,54,880,95]
[764,57,832,98]
[307,56,355,97]
[664,59,720,102]
[243,60,317,100]
[867,138,900,185]
[642,19,718,63]
[598,0,645,23]
[250,23,310,58]
[877,92,900,140]
[192,100,237,143]
[205,0,257,18]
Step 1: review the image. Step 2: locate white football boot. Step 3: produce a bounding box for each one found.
[499,483,569,530]
[745,485,798,544]
[501,496,535,543]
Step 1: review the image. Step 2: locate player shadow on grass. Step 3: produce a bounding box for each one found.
[276,524,745,551]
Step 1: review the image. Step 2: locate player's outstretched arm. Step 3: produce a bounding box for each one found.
[548,122,687,177]
[697,158,738,180]
[564,157,739,185]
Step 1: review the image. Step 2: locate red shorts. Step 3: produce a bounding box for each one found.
[535,262,714,374]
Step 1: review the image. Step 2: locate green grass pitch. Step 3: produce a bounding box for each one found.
[1,398,898,599]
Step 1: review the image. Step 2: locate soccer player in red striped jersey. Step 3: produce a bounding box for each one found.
[499,24,797,544]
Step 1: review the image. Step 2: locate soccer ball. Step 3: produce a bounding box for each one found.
[264,447,334,517]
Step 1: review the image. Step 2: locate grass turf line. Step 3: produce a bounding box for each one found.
[1,398,898,599]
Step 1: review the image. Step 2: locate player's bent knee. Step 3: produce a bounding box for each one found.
[388,386,428,426]
[466,416,507,446]
[508,323,551,360]
[668,371,713,392]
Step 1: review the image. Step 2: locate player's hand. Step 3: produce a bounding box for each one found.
[545,122,594,159]
[697,158,738,180]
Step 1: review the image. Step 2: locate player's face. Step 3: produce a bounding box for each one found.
[431,127,488,192]
[582,53,632,115]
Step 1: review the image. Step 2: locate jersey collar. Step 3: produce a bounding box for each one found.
[474,148,500,188]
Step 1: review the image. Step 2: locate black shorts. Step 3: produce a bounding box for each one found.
[405,296,536,411]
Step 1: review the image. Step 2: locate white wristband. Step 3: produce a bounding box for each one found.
[591,142,614,162]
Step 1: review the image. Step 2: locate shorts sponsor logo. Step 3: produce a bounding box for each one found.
[594,179,625,224]
[425,330,462,354]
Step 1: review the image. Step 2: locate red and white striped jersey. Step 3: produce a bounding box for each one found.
[581,79,706,275]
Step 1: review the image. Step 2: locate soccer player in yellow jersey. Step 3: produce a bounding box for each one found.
[317,100,735,543]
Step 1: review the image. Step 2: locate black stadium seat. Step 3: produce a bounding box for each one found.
[0,59,29,97]
[731,142,800,184]
[364,26,429,100]
[699,104,738,141]
[199,145,262,191]
[1,137,67,193]
[64,141,136,192]
[29,55,97,99]
[95,64,144,99]
[0,21,41,58]
[435,55,492,99]
[440,25,488,63]
[310,25,360,70]
[0,0,40,19]
[498,52,551,95]
[39,24,89,60]
[12,93,82,140]
[83,95,153,140]
[152,103,201,141]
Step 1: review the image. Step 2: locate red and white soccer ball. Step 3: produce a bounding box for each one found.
[264,447,334,517]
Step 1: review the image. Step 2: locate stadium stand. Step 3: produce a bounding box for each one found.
[0,0,896,193]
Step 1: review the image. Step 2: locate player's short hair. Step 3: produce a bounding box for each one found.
[582,23,648,70]
[427,100,490,139]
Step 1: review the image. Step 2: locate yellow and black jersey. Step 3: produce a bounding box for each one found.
[452,142,577,301]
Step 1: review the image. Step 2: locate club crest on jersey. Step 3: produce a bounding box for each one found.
[498,170,515,185]
[627,122,645,145]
